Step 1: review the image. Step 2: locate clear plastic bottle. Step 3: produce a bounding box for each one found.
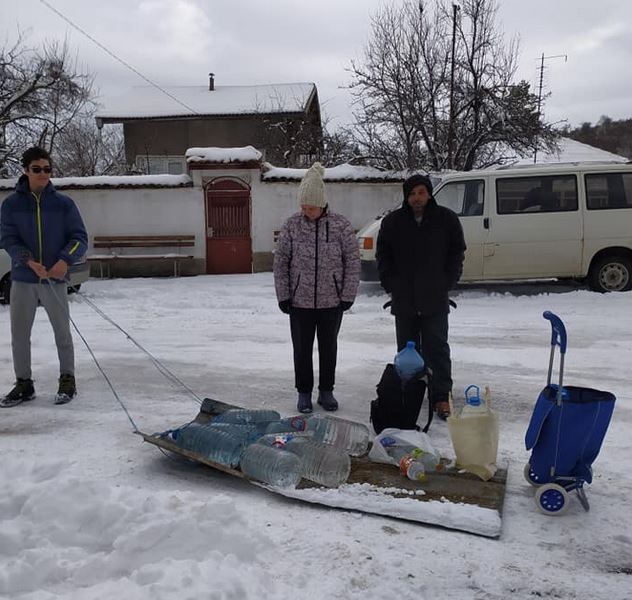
[211,408,281,425]
[239,443,302,488]
[208,422,264,445]
[394,341,425,385]
[171,422,244,467]
[264,416,309,435]
[257,434,351,487]
[306,414,370,457]
[382,440,443,472]
[399,455,426,482]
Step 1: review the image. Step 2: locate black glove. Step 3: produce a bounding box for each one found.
[278,300,292,314]
[339,300,354,311]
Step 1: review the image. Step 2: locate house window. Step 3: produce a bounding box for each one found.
[136,155,186,175]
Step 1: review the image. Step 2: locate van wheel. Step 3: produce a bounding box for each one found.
[588,255,632,292]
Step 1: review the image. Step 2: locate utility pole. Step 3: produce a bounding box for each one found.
[533,53,567,163]
[447,3,460,170]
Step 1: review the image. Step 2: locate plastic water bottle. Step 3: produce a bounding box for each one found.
[171,422,244,467]
[208,422,264,445]
[306,414,370,457]
[257,434,351,487]
[394,341,425,385]
[382,440,443,472]
[399,455,426,482]
[211,408,281,425]
[264,416,309,434]
[461,385,488,417]
[239,443,302,488]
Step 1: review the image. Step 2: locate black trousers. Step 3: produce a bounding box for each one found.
[290,307,343,393]
[395,312,452,404]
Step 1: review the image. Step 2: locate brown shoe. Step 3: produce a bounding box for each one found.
[434,400,451,420]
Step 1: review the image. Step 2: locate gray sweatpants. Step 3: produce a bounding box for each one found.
[10,281,75,380]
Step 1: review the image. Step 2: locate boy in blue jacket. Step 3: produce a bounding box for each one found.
[0,146,88,407]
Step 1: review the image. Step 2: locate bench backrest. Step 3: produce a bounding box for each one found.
[93,235,195,248]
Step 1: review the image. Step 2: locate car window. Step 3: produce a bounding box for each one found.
[496,175,578,215]
[434,180,485,216]
[585,172,632,210]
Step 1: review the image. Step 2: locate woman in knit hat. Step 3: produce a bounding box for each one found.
[273,163,361,414]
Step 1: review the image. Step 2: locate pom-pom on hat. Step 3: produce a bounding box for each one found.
[298,162,326,207]
[403,174,433,200]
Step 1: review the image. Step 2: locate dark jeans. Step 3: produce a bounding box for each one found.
[395,312,452,404]
[290,307,343,393]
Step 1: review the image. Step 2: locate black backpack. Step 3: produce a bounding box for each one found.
[370,363,432,434]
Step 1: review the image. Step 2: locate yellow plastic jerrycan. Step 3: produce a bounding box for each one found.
[447,385,499,481]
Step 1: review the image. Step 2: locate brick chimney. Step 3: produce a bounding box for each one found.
[208,72,215,91]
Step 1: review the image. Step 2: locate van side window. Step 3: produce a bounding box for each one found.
[496,175,578,215]
[585,173,632,210]
[434,180,485,216]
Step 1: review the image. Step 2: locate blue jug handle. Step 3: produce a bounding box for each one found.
[464,384,481,405]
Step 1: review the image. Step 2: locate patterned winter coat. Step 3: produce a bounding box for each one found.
[274,209,361,309]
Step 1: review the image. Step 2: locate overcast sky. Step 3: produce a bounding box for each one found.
[4,0,632,129]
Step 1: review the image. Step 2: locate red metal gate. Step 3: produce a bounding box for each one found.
[205,178,252,274]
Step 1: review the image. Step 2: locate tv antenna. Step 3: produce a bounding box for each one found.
[534,53,568,163]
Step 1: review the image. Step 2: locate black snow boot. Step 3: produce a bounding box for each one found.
[55,374,76,405]
[1,378,36,408]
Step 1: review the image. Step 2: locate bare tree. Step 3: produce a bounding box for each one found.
[347,0,559,171]
[0,32,93,175]
[53,118,127,177]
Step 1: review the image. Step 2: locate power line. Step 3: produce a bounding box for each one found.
[38,0,200,116]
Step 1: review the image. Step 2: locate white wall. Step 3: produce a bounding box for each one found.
[0,186,205,258]
[1,171,404,270]
[251,178,403,253]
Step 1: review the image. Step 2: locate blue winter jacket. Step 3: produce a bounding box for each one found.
[0,175,88,283]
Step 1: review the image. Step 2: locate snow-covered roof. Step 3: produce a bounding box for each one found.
[262,163,423,183]
[96,83,317,121]
[186,146,262,164]
[0,174,193,191]
[505,137,628,166]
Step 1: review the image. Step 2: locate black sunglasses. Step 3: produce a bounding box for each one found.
[30,166,52,174]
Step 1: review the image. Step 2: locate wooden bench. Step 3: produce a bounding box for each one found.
[88,235,195,278]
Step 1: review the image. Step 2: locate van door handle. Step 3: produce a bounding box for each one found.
[483,217,489,229]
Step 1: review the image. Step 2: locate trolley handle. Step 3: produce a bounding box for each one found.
[543,311,567,354]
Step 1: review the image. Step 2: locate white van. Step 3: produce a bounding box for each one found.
[0,252,89,304]
[357,162,632,292]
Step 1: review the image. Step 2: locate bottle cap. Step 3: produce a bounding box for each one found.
[465,384,481,406]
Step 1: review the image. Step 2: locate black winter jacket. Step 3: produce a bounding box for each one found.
[376,197,466,316]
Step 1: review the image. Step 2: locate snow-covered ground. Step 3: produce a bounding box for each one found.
[0,274,630,600]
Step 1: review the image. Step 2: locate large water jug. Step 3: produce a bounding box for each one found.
[447,385,499,480]
[258,434,351,487]
[208,422,264,445]
[264,416,309,435]
[306,414,370,457]
[211,408,281,425]
[394,341,425,385]
[239,443,302,488]
[171,422,243,467]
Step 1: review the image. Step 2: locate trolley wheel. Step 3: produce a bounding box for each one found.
[535,484,569,516]
[523,463,542,486]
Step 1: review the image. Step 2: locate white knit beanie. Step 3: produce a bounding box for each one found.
[298,162,326,207]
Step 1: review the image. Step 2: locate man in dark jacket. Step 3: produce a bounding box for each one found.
[376,174,466,419]
[0,146,88,407]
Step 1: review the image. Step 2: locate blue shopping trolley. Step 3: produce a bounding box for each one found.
[524,311,616,515]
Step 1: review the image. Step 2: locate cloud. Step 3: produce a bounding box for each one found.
[134,0,212,62]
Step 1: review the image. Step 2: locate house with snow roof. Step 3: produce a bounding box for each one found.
[95,75,323,174]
